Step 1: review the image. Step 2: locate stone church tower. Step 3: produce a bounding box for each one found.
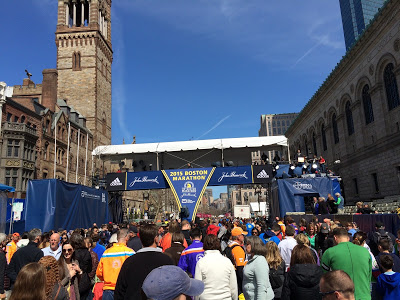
[55,0,112,147]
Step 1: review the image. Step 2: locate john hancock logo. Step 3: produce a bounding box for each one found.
[182,181,197,197]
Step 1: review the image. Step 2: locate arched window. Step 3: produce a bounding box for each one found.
[345,101,354,136]
[20,116,26,123]
[44,142,49,160]
[72,52,81,71]
[77,52,81,69]
[321,125,327,151]
[384,63,400,110]
[362,85,374,125]
[312,132,317,156]
[332,114,339,144]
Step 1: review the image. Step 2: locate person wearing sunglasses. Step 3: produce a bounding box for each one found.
[58,242,80,300]
[319,270,355,300]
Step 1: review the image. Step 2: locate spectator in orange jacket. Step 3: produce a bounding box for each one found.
[6,233,20,264]
[96,229,134,300]
[159,221,188,252]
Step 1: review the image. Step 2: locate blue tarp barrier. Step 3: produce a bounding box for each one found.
[277,177,339,217]
[26,179,109,232]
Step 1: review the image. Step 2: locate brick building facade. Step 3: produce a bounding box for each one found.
[0,73,93,198]
[0,0,113,197]
[285,0,400,205]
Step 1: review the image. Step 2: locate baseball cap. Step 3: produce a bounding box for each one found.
[231,227,248,237]
[12,232,20,237]
[143,265,204,300]
[320,223,329,234]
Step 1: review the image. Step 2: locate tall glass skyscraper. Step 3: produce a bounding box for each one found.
[339,0,385,50]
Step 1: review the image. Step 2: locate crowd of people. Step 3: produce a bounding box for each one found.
[0,215,400,299]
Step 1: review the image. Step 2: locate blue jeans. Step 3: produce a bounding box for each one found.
[102,290,114,300]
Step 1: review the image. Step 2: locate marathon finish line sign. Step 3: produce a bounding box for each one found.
[162,168,215,221]
[106,165,274,220]
[106,165,274,191]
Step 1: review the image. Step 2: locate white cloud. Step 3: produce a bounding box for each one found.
[195,115,231,140]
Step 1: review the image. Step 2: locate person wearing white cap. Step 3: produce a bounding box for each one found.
[143,265,204,300]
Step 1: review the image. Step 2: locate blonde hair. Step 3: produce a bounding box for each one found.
[265,241,283,270]
[330,224,339,231]
[295,233,310,246]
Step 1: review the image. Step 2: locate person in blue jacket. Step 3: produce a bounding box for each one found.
[260,224,281,245]
[245,219,254,237]
[177,228,204,277]
[377,254,400,300]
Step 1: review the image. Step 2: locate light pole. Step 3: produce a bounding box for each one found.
[254,184,263,216]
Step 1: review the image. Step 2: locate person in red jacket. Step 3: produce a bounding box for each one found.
[206,219,220,236]
[159,221,188,252]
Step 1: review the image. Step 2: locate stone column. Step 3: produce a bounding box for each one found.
[73,1,77,26]
[350,100,364,151]
[65,2,69,26]
[370,83,388,141]
[81,1,85,26]
[335,113,347,158]
[324,124,334,168]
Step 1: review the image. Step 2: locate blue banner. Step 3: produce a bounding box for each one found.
[277,177,335,217]
[126,171,168,190]
[208,166,252,186]
[162,168,215,221]
[26,179,109,232]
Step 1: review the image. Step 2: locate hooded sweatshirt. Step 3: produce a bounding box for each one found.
[260,230,280,245]
[206,224,220,236]
[377,271,400,300]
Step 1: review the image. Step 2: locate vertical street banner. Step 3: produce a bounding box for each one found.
[162,168,215,221]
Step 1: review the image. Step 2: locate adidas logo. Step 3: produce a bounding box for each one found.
[110,177,123,186]
[256,169,269,179]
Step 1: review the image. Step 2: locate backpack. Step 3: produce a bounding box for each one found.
[223,244,241,265]
[376,231,394,252]
[269,268,283,290]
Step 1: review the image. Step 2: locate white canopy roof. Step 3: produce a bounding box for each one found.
[92,136,287,156]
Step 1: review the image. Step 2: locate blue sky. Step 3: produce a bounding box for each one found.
[1,0,345,147]
[0,1,346,198]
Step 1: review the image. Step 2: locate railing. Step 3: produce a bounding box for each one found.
[3,122,37,136]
